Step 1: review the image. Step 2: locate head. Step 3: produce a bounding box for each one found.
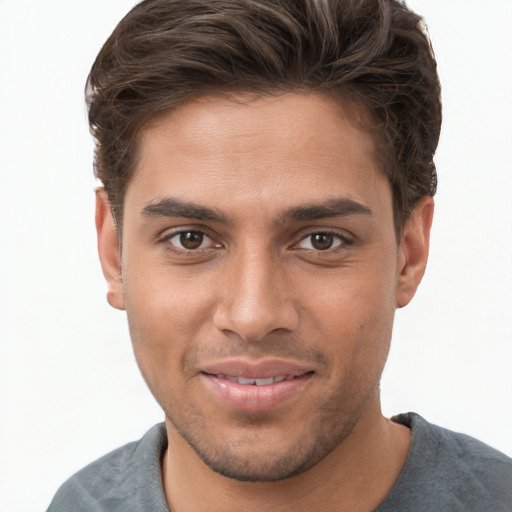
[87,0,441,237]
[92,0,440,484]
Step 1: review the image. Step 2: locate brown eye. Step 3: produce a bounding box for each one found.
[167,230,211,251]
[310,233,334,250]
[179,231,204,249]
[296,232,344,251]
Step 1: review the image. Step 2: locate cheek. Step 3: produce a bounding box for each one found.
[124,263,215,330]
[122,268,216,384]
[305,264,396,371]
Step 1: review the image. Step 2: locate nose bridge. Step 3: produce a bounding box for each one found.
[213,241,297,341]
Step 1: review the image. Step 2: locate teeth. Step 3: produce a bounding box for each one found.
[238,377,256,385]
[217,375,290,386]
[254,377,274,386]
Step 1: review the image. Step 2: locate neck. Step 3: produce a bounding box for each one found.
[162,398,411,512]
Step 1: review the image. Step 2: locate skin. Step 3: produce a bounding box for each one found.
[96,93,433,512]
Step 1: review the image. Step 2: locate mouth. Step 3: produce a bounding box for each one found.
[204,373,309,386]
[199,361,315,412]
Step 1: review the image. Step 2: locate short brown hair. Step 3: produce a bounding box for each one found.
[86,0,441,233]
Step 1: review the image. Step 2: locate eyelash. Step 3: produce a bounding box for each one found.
[294,230,353,252]
[160,229,220,253]
[159,228,352,254]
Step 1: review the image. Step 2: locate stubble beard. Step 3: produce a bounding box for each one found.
[124,291,391,483]
[162,379,379,483]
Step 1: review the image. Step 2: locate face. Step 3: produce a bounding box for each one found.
[97,93,429,482]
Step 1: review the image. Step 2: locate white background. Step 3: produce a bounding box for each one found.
[0,1,511,511]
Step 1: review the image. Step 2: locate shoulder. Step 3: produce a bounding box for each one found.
[46,423,169,512]
[378,413,512,511]
[399,412,512,476]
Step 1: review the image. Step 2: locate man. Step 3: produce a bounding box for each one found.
[47,0,512,510]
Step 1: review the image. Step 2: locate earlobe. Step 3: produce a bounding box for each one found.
[395,196,434,308]
[95,189,125,311]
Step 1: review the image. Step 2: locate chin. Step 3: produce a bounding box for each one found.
[168,409,357,483]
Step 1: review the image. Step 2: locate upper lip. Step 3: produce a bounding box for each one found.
[200,359,314,379]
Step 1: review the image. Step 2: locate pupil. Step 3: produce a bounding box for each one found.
[311,233,333,250]
[180,231,203,249]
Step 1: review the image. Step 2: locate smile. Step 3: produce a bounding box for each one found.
[200,365,314,412]
[210,374,296,386]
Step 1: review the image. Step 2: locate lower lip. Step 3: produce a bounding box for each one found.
[200,373,313,413]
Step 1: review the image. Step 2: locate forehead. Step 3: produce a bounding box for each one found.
[125,93,392,223]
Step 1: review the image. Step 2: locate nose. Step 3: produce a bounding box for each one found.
[212,247,299,342]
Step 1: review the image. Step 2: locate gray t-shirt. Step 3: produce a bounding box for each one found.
[46,413,512,511]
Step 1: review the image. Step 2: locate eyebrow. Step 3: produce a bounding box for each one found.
[141,196,372,224]
[277,198,373,224]
[141,197,229,223]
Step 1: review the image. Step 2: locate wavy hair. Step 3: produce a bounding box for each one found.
[86,0,441,233]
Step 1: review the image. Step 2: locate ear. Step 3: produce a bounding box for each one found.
[95,189,125,310]
[395,196,434,308]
